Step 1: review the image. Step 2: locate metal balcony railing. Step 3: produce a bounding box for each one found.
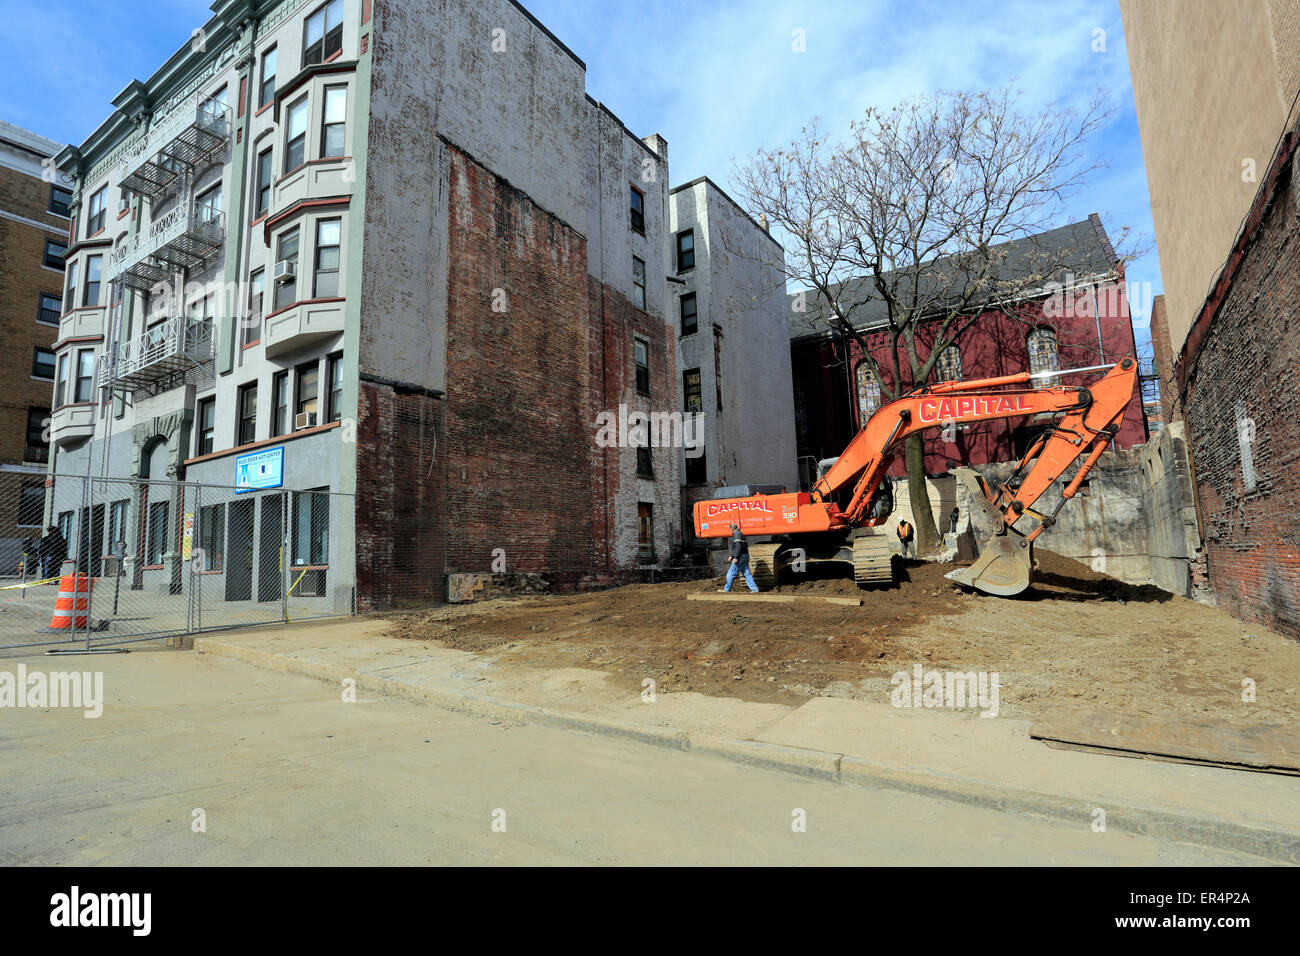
[119,95,231,203]
[111,202,225,293]
[98,315,214,390]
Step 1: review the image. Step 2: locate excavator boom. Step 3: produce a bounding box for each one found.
[692,358,1140,596]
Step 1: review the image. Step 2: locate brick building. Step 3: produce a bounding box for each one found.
[789,215,1149,482]
[0,122,68,573]
[1122,0,1300,637]
[45,0,796,611]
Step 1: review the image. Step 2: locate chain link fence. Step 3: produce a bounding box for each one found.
[0,472,354,653]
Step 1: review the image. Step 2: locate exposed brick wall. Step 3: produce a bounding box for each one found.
[441,146,597,581]
[354,380,445,611]
[1181,145,1300,639]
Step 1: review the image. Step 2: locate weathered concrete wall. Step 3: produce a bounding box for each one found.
[889,428,1207,595]
[1137,422,1208,598]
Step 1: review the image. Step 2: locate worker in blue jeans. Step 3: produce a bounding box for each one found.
[722,522,759,593]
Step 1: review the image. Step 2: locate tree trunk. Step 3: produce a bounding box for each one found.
[903,434,941,553]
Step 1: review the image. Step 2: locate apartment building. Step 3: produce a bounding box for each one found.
[49,0,685,611]
[669,177,798,544]
[0,122,68,573]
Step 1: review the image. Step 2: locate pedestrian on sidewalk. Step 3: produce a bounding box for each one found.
[39,525,67,579]
[722,522,759,593]
[896,518,915,558]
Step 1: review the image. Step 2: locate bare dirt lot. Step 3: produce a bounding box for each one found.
[386,552,1300,722]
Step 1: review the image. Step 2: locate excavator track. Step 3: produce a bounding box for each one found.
[852,534,893,586]
[748,542,783,590]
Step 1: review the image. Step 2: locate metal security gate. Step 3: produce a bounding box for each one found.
[0,472,355,655]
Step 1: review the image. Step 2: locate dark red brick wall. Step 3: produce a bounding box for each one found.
[1181,152,1300,640]
[1149,294,1182,424]
[792,279,1149,476]
[355,380,445,610]
[441,146,596,580]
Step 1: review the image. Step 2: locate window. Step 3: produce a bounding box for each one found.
[856,363,881,423]
[245,269,265,347]
[685,448,707,486]
[57,511,73,544]
[49,184,72,217]
[303,0,343,67]
[108,500,128,557]
[83,254,103,307]
[680,292,698,336]
[634,338,650,395]
[237,382,258,445]
[326,353,343,422]
[259,46,277,107]
[25,407,49,463]
[713,327,723,411]
[295,361,319,420]
[32,347,55,380]
[18,480,44,528]
[676,229,695,271]
[1028,327,1060,387]
[255,149,273,217]
[38,292,60,325]
[63,259,78,311]
[314,218,341,297]
[198,503,225,571]
[637,502,654,556]
[933,344,962,383]
[74,349,94,403]
[632,256,646,310]
[683,368,703,413]
[285,97,308,173]
[272,371,289,436]
[86,185,107,234]
[197,397,216,455]
[200,86,228,117]
[44,239,67,270]
[196,182,222,224]
[629,185,644,234]
[291,488,329,565]
[274,226,300,310]
[54,353,68,407]
[321,85,347,158]
[147,501,169,565]
[637,446,653,478]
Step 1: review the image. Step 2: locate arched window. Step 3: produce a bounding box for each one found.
[1027,327,1060,387]
[856,363,882,425]
[933,345,962,383]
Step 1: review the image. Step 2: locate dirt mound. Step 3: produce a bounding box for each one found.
[1031,549,1174,603]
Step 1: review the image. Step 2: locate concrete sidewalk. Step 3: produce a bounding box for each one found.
[194,617,1300,863]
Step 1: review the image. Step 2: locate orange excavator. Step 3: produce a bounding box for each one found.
[693,358,1140,597]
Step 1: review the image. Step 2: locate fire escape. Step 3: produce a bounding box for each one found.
[100,93,231,395]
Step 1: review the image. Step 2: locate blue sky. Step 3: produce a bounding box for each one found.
[0,0,1161,343]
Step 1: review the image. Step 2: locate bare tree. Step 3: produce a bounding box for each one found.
[732,83,1126,552]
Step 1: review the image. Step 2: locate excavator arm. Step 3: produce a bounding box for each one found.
[692,358,1140,596]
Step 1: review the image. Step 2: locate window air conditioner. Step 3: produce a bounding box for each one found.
[273,260,296,283]
[295,411,317,430]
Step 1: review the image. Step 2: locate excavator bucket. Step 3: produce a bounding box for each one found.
[946,535,1033,596]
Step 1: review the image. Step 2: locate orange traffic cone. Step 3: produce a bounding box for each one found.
[48,574,92,631]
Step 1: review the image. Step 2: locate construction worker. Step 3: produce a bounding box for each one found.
[896,518,915,558]
[722,522,759,593]
[949,507,960,535]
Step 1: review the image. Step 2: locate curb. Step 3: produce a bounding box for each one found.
[194,636,1300,864]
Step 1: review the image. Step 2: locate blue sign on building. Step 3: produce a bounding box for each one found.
[235,446,284,492]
